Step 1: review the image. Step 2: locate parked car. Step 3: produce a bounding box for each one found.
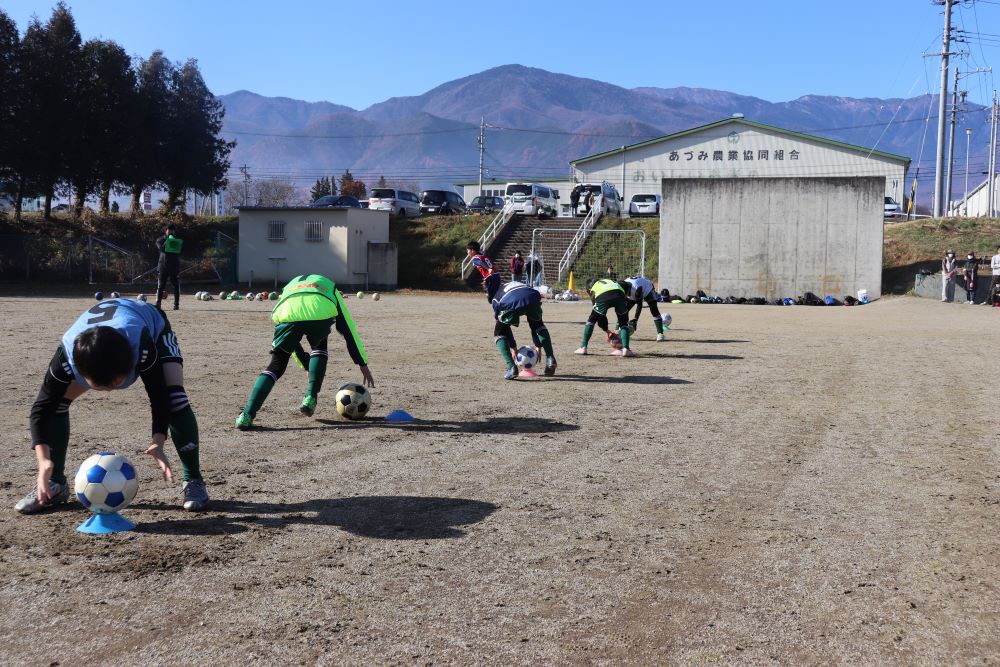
[369,188,420,216]
[358,199,370,209]
[629,193,662,216]
[419,190,466,215]
[884,196,902,217]
[572,182,622,217]
[504,183,558,218]
[309,195,362,208]
[468,195,505,214]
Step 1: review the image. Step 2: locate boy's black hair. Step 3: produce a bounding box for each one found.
[73,327,133,387]
[165,224,176,233]
[467,241,481,252]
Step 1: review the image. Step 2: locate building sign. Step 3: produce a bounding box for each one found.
[668,148,800,162]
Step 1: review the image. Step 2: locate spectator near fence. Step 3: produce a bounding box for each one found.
[964,252,978,304]
[155,224,183,311]
[941,249,957,302]
[510,251,525,283]
[985,247,1000,306]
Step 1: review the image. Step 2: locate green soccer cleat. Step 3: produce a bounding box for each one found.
[235,412,253,430]
[300,395,317,417]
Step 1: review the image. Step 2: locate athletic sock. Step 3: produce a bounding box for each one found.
[495,338,516,370]
[307,351,328,398]
[48,409,71,486]
[653,316,664,334]
[244,372,276,418]
[536,326,555,360]
[580,322,595,347]
[168,404,201,481]
[619,326,631,349]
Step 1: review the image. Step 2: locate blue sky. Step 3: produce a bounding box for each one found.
[2,0,999,109]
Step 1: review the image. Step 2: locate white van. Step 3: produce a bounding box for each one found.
[369,188,421,217]
[504,183,558,218]
[572,181,622,217]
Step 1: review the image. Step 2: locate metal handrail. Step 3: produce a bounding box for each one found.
[557,195,603,282]
[460,204,516,278]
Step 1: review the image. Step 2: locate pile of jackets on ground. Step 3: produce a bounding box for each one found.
[658,289,868,306]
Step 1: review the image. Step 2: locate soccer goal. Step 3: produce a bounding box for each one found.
[88,235,136,285]
[528,228,646,290]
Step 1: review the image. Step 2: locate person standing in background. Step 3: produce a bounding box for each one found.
[964,251,979,304]
[510,251,525,283]
[156,224,182,311]
[941,249,957,303]
[984,246,1000,306]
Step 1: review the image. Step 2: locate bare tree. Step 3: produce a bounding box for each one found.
[224,177,301,212]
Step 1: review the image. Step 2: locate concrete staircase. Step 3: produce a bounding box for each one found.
[484,216,585,284]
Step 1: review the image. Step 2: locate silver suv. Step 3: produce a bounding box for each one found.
[369,188,421,217]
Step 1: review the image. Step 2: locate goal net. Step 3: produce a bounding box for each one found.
[528,228,646,290]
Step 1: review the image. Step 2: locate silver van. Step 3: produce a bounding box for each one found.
[504,182,558,218]
[369,188,421,217]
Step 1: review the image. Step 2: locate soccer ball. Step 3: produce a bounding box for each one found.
[335,383,371,420]
[110,291,120,299]
[218,291,227,300]
[269,291,279,300]
[607,330,623,350]
[356,291,364,299]
[94,292,103,300]
[245,292,255,301]
[229,291,239,300]
[136,294,147,302]
[515,345,538,370]
[373,293,381,301]
[662,313,672,329]
[74,453,139,515]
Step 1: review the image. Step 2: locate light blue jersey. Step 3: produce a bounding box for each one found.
[62,300,165,389]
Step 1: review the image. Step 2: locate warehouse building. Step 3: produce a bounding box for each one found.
[571,116,910,300]
[237,207,396,291]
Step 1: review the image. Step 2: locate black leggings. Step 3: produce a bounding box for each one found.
[156,269,179,308]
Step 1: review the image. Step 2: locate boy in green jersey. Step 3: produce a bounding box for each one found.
[574,278,635,357]
[236,275,375,429]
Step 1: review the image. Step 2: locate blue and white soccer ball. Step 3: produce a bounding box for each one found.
[74,453,139,515]
[515,345,538,370]
[662,313,672,329]
[94,292,104,300]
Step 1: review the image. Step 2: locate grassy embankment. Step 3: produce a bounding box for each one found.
[883,217,1000,293]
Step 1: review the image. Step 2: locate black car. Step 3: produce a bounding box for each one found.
[468,195,505,214]
[309,195,362,208]
[419,190,466,216]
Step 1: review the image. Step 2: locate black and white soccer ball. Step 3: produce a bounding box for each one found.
[335,383,371,420]
[515,345,538,370]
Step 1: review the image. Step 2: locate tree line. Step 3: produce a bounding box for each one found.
[0,3,233,220]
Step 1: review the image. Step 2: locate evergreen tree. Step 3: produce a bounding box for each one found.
[310,176,332,201]
[67,39,134,216]
[0,10,23,217]
[126,51,173,215]
[19,3,83,219]
[161,58,233,213]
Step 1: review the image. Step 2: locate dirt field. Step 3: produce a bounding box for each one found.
[1,293,998,665]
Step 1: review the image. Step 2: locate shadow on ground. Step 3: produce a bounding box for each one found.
[640,352,743,360]
[544,374,692,385]
[133,495,498,539]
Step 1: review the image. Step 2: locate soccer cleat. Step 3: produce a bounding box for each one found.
[235,412,254,430]
[612,348,636,357]
[656,333,666,342]
[15,480,70,514]
[573,347,588,355]
[300,395,317,417]
[182,478,209,511]
[503,367,519,380]
[544,357,557,376]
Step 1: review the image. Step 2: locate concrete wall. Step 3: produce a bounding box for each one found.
[367,242,398,290]
[238,207,390,290]
[659,177,884,300]
[914,271,995,302]
[949,178,998,217]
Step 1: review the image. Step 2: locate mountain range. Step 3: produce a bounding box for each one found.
[219,64,986,200]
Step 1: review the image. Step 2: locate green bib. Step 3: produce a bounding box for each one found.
[163,235,183,254]
[590,279,624,298]
[271,274,341,323]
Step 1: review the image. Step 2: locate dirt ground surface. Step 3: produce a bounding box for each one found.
[1,293,998,665]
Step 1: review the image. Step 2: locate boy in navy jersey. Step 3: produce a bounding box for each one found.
[491,281,557,379]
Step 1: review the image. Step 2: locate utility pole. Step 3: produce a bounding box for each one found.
[933,0,955,218]
[477,117,485,198]
[945,67,960,215]
[990,92,998,217]
[239,164,250,207]
[964,127,972,215]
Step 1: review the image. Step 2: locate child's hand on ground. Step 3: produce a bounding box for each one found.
[360,364,375,388]
[145,438,175,484]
